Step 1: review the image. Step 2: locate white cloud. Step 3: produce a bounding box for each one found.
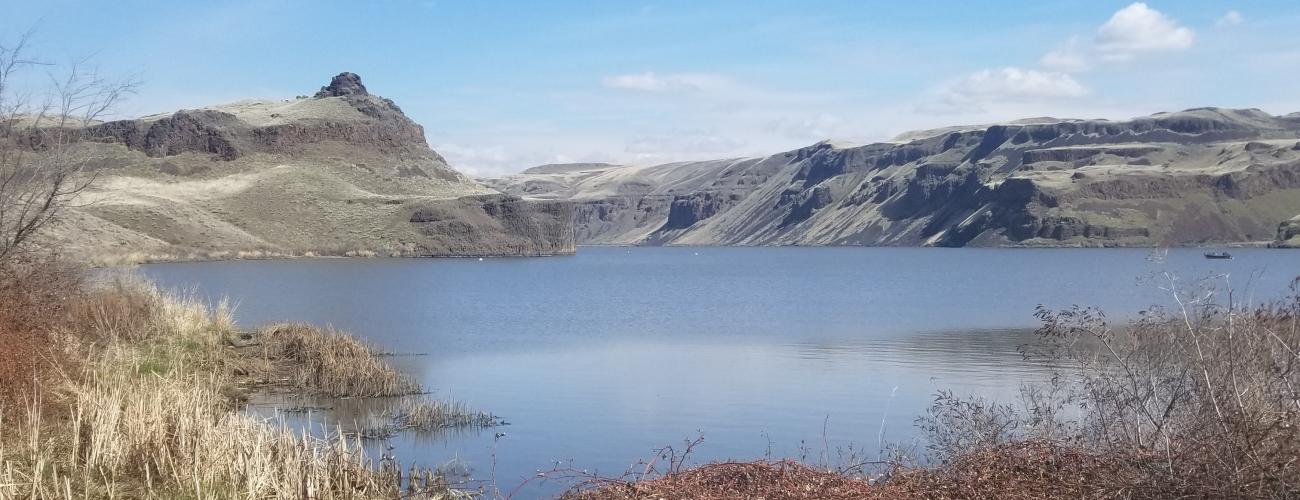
[432,142,514,176]
[601,72,731,92]
[764,113,846,142]
[1095,2,1194,61]
[948,67,1087,104]
[624,129,747,159]
[1216,10,1244,28]
[923,67,1088,114]
[1040,36,1091,72]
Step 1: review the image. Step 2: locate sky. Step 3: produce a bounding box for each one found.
[3,1,1299,176]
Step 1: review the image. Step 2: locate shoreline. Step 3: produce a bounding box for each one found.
[0,274,495,498]
[6,257,1299,498]
[87,241,1295,267]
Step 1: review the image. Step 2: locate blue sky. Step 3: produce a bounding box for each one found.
[4,1,1299,175]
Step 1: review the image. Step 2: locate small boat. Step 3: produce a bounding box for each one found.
[1204,252,1233,260]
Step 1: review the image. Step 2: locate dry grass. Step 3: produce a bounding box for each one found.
[255,323,423,398]
[396,397,499,431]
[0,264,478,499]
[5,365,394,499]
[338,397,501,441]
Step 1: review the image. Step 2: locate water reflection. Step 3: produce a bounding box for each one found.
[137,246,1300,497]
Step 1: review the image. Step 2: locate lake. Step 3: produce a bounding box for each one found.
[140,247,1299,497]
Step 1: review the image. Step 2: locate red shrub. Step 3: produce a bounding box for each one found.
[0,257,83,412]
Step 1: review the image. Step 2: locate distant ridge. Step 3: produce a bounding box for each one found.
[522,162,628,175]
[488,107,1300,248]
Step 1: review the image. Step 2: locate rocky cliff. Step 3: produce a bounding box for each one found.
[486,108,1300,248]
[1278,215,1300,248]
[48,73,575,262]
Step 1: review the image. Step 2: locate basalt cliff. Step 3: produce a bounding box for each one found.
[486,108,1300,248]
[47,73,574,262]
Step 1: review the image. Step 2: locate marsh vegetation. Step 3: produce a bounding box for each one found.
[0,264,499,499]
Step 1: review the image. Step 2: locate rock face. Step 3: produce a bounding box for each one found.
[48,73,575,262]
[314,72,368,98]
[407,196,575,255]
[487,108,1300,248]
[1278,215,1300,248]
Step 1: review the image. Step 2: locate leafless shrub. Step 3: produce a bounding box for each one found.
[0,256,82,413]
[559,274,1300,499]
[919,274,1300,498]
[0,29,137,263]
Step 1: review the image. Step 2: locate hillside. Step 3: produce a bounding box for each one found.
[44,73,574,262]
[485,108,1300,248]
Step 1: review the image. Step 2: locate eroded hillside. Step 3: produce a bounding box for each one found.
[44,73,574,262]
[486,108,1300,248]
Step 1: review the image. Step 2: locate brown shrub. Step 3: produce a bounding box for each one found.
[0,257,83,412]
[563,460,875,500]
[68,281,160,342]
[879,440,1159,499]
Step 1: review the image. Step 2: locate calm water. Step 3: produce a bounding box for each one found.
[141,247,1298,497]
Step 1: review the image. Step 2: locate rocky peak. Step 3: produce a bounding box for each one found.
[315,72,369,98]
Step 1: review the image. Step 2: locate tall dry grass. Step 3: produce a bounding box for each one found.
[256,323,423,397]
[397,397,499,431]
[0,271,473,499]
[3,366,405,499]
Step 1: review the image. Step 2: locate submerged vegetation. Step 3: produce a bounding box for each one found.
[0,261,495,499]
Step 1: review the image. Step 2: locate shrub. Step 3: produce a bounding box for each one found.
[0,257,83,413]
[918,276,1300,497]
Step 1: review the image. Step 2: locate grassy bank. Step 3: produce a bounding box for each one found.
[0,262,493,499]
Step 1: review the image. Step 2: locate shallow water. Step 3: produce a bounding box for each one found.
[141,247,1299,497]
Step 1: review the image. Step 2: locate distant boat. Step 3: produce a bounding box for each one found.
[1204,252,1233,259]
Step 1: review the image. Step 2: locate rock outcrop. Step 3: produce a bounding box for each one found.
[1278,215,1300,248]
[315,72,369,98]
[488,108,1300,248]
[48,73,575,262]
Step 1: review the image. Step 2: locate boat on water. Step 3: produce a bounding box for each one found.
[1204,252,1233,259]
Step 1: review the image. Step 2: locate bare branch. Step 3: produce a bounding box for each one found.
[0,30,136,263]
